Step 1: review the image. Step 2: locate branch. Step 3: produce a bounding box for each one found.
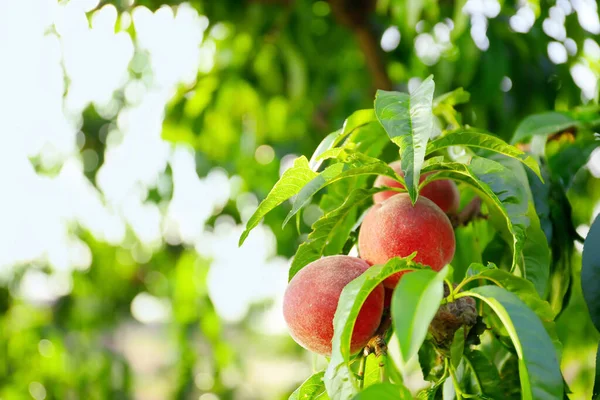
[354,25,393,91]
[328,0,393,91]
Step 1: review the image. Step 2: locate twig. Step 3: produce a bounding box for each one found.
[328,0,392,91]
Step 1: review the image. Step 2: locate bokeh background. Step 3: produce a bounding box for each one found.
[1,0,600,399]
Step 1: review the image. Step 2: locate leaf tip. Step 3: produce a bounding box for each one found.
[238,231,249,247]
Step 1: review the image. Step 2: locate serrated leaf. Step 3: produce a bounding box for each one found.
[239,156,317,245]
[463,350,503,399]
[375,76,435,203]
[511,112,577,144]
[488,154,551,299]
[290,371,328,400]
[466,262,496,277]
[392,267,449,365]
[325,256,420,399]
[426,128,542,180]
[433,88,470,108]
[582,214,600,333]
[352,383,412,399]
[310,130,340,171]
[421,156,529,275]
[309,109,378,171]
[467,286,563,400]
[284,153,402,226]
[340,109,377,140]
[289,187,383,280]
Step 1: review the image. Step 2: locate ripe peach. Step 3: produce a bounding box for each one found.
[283,255,384,356]
[383,288,394,309]
[358,193,455,288]
[373,160,460,214]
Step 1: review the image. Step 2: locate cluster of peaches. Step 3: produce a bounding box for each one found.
[283,161,459,355]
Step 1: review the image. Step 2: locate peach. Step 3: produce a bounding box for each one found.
[383,288,394,309]
[358,193,455,288]
[283,255,384,355]
[373,160,460,214]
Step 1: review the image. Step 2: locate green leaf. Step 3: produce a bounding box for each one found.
[520,201,551,298]
[418,340,439,382]
[325,256,420,399]
[352,383,412,399]
[310,110,378,171]
[467,286,563,400]
[339,109,377,140]
[511,112,577,144]
[239,156,317,245]
[499,355,522,399]
[289,187,383,280]
[310,130,340,171]
[467,266,562,360]
[467,267,554,319]
[453,219,493,281]
[547,135,598,189]
[463,350,503,399]
[284,153,402,226]
[392,267,449,364]
[425,128,542,180]
[290,371,328,400]
[421,156,529,274]
[582,214,600,333]
[375,76,435,203]
[593,343,600,399]
[466,262,496,277]
[417,386,440,399]
[433,88,470,108]
[450,327,465,369]
[363,354,380,388]
[488,154,550,298]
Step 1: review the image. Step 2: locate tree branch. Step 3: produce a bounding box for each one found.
[328,0,393,91]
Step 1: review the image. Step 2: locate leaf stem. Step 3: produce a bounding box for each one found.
[444,279,456,302]
[357,355,366,389]
[379,354,387,382]
[454,275,502,294]
[447,358,464,400]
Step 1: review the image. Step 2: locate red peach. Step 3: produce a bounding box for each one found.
[384,288,394,309]
[374,160,460,214]
[358,193,455,288]
[283,255,384,356]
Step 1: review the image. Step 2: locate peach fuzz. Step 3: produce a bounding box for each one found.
[282,255,384,356]
[358,193,455,288]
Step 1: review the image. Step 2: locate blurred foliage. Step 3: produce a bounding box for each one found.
[2,0,600,399]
